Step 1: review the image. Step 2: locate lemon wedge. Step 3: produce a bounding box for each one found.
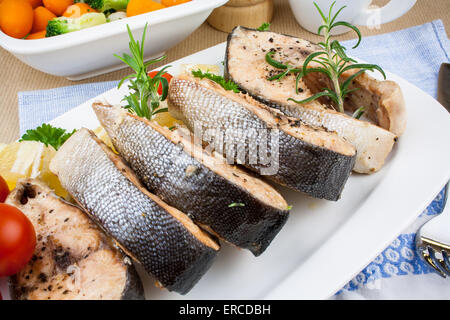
[0,141,67,198]
[152,101,184,129]
[180,63,221,76]
[93,126,114,150]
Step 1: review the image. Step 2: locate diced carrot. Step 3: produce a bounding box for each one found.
[161,0,190,6]
[26,0,43,8]
[31,6,55,33]
[127,0,166,17]
[27,30,46,39]
[42,0,73,16]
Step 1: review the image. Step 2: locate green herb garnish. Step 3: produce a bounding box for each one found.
[352,106,365,120]
[287,1,386,114]
[228,202,245,208]
[264,1,385,118]
[192,69,240,93]
[265,51,301,81]
[257,22,271,31]
[20,124,76,150]
[286,205,293,210]
[114,23,170,120]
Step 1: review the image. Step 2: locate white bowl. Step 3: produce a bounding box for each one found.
[0,0,227,80]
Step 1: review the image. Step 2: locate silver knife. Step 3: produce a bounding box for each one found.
[437,62,450,206]
[434,62,449,214]
[415,63,450,277]
[430,63,450,212]
[438,63,450,113]
[435,63,449,205]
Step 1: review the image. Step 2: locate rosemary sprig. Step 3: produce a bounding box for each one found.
[287,1,386,113]
[114,23,171,120]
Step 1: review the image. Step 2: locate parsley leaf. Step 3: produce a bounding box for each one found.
[20,124,76,150]
[257,22,271,31]
[191,69,240,93]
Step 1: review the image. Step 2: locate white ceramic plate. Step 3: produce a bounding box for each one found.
[2,43,450,300]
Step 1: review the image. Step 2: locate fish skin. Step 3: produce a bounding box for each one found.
[50,128,219,295]
[93,103,290,256]
[168,74,356,201]
[6,179,145,300]
[224,26,398,174]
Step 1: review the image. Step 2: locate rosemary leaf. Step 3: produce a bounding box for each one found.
[352,106,365,119]
[265,51,301,81]
[288,90,338,104]
[265,51,288,69]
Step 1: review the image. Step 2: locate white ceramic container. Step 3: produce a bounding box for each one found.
[288,0,416,35]
[0,0,227,80]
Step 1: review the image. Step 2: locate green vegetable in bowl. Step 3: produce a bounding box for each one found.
[46,12,107,37]
[85,0,129,12]
[107,11,128,22]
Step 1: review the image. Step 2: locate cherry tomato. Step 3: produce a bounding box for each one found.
[0,204,36,277]
[148,70,173,95]
[0,176,9,203]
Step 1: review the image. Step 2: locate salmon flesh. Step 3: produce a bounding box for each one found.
[50,128,220,294]
[93,103,290,256]
[225,26,400,174]
[6,179,144,300]
[168,73,356,201]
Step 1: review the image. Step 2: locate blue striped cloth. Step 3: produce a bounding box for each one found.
[18,20,450,299]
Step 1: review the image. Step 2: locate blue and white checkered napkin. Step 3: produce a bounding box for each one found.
[18,20,450,299]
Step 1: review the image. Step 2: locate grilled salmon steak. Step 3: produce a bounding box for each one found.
[93,103,290,256]
[168,73,356,201]
[6,179,145,300]
[225,26,405,173]
[50,128,220,294]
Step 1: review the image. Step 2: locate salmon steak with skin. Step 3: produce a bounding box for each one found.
[93,103,290,256]
[225,26,405,174]
[168,73,356,201]
[50,128,220,295]
[6,179,144,300]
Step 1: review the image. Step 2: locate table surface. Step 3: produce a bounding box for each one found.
[1,0,449,143]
